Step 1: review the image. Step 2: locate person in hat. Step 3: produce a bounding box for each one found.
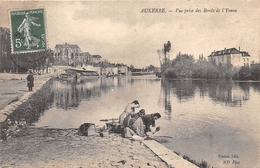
[26,71,34,91]
[119,100,140,125]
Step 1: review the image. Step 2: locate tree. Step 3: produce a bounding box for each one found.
[146,65,155,71]
[193,54,209,78]
[0,27,12,72]
[238,66,251,80]
[171,53,195,78]
[251,64,260,80]
[165,67,177,78]
[129,64,135,71]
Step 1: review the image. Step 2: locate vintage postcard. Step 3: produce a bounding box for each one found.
[0,1,259,168]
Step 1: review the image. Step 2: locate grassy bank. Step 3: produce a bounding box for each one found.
[182,155,213,168]
[0,78,54,140]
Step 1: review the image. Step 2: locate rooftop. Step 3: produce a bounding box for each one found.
[241,51,250,57]
[92,55,102,58]
[80,52,91,57]
[208,47,250,57]
[55,43,80,49]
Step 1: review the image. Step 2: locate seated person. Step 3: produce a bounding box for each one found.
[142,112,161,134]
[122,109,146,138]
[119,100,140,125]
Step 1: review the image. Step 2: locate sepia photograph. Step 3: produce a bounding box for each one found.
[0,1,259,167]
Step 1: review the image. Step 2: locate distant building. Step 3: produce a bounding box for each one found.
[52,42,132,75]
[53,43,82,66]
[117,63,129,75]
[91,55,102,64]
[208,47,251,67]
[53,42,105,66]
[80,52,92,65]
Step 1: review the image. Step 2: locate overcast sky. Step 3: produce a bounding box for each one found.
[0,1,259,68]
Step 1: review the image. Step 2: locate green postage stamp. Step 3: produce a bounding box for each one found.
[9,8,47,53]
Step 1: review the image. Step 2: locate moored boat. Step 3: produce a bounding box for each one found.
[59,69,99,81]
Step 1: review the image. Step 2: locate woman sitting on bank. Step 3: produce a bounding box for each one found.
[122,109,146,138]
[119,100,140,125]
[142,113,161,134]
[122,111,161,139]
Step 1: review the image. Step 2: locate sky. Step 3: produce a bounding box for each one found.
[0,0,259,68]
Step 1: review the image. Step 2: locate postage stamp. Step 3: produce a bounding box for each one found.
[9,8,47,54]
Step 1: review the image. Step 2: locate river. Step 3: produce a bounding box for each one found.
[34,76,260,168]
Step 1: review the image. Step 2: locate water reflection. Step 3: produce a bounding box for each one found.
[251,82,260,92]
[9,80,54,125]
[207,81,250,107]
[53,77,128,110]
[160,79,251,110]
[34,77,260,168]
[157,79,259,168]
[53,78,254,113]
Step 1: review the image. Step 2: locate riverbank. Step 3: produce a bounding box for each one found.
[162,76,260,82]
[0,72,53,140]
[1,74,164,168]
[0,127,168,168]
[0,73,52,111]
[0,73,199,168]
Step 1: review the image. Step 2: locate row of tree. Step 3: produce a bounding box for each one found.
[0,49,54,74]
[130,64,159,72]
[163,52,260,80]
[0,27,54,73]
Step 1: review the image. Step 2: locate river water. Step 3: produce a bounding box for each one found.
[34,76,260,168]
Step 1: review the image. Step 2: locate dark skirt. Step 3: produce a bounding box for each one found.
[27,81,34,87]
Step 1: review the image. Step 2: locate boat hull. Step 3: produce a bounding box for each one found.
[59,68,99,81]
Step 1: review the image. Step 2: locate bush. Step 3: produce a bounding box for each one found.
[165,68,177,78]
[251,64,260,80]
[238,66,251,80]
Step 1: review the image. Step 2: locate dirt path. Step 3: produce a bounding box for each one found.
[0,127,168,168]
[0,73,51,111]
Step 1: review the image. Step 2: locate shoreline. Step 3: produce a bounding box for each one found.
[0,126,168,168]
[161,76,260,82]
[0,73,199,168]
